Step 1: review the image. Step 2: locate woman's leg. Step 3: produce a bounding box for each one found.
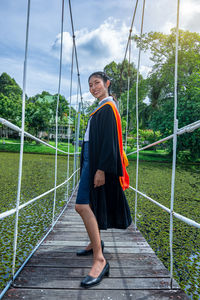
[75,204,106,277]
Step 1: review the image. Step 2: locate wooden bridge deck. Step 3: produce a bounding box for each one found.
[3,192,188,299]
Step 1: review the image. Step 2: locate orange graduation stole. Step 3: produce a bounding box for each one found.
[90,101,129,191]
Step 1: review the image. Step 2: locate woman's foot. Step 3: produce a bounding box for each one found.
[81,261,109,288]
[88,257,106,278]
[85,242,92,250]
[76,240,104,256]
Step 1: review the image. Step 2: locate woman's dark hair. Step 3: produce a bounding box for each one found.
[88,71,117,103]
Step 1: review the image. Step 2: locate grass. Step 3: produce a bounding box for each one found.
[0,138,81,155]
[1,139,199,164]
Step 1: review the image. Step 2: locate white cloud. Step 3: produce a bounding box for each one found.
[51,17,134,72]
[162,21,175,34]
[140,65,152,78]
[180,0,200,31]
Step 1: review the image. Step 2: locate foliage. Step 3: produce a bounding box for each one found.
[120,78,149,131]
[103,60,138,98]
[0,73,22,125]
[133,29,200,159]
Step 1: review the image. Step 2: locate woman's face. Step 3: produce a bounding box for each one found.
[89,76,110,101]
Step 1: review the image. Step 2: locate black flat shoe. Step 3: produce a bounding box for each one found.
[76,240,104,256]
[80,262,109,288]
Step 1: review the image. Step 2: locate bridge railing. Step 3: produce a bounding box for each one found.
[0,0,82,298]
[124,0,200,290]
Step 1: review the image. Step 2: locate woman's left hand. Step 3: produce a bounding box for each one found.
[94,169,105,188]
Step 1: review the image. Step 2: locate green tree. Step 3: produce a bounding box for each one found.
[0,72,22,125]
[26,99,51,137]
[133,29,200,158]
[104,60,138,98]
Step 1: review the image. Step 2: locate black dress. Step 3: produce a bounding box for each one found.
[80,103,132,230]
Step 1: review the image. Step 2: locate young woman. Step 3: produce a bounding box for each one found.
[75,71,132,288]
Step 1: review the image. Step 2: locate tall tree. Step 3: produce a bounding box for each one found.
[0,73,22,125]
[104,60,138,98]
[133,29,200,158]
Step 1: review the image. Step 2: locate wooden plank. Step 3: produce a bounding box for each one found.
[3,288,189,300]
[13,277,180,290]
[29,252,166,262]
[45,233,146,241]
[26,257,165,268]
[42,240,151,248]
[20,265,170,277]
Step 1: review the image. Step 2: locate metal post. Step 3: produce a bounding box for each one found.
[170,0,180,289]
[134,0,146,231]
[73,102,81,188]
[52,0,64,225]
[12,0,31,278]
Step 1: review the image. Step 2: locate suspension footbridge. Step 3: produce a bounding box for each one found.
[0,0,199,299]
[2,191,188,299]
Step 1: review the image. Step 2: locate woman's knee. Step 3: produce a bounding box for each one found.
[75,204,88,215]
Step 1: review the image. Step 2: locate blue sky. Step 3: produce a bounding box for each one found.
[0,0,200,107]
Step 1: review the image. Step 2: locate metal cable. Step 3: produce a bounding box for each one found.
[170,0,180,289]
[66,43,75,201]
[52,0,65,225]
[68,0,83,106]
[127,119,200,156]
[0,168,80,220]
[0,118,80,155]
[129,186,200,229]
[125,41,131,153]
[12,0,31,278]
[134,0,146,231]
[119,0,139,98]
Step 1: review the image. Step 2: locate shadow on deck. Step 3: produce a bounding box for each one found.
[3,192,188,299]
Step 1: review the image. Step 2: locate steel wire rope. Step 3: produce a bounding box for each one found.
[12,0,31,278]
[52,0,65,225]
[169,0,180,289]
[134,0,146,231]
[129,185,200,228]
[66,42,75,202]
[68,0,84,189]
[0,118,80,155]
[119,0,139,114]
[0,168,79,220]
[127,119,200,156]
[125,41,131,153]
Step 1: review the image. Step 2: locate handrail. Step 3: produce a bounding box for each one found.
[127,119,200,156]
[129,185,200,229]
[0,118,80,155]
[0,168,80,220]
[0,181,79,300]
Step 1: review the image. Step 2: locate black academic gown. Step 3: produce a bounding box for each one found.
[80,104,132,230]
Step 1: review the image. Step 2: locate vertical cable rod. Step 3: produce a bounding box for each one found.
[170,0,180,289]
[134,0,146,231]
[125,40,131,153]
[119,0,139,100]
[12,0,31,277]
[66,43,75,201]
[73,82,80,188]
[52,0,65,225]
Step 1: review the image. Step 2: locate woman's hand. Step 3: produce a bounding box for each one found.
[94,169,105,188]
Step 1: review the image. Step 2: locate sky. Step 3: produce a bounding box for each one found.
[0,0,200,107]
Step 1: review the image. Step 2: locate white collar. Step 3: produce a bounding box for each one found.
[98,96,113,106]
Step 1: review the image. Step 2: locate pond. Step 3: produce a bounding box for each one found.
[0,152,199,299]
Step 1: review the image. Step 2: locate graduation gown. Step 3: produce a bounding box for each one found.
[80,103,132,230]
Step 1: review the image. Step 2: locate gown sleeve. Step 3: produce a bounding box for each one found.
[96,105,123,176]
